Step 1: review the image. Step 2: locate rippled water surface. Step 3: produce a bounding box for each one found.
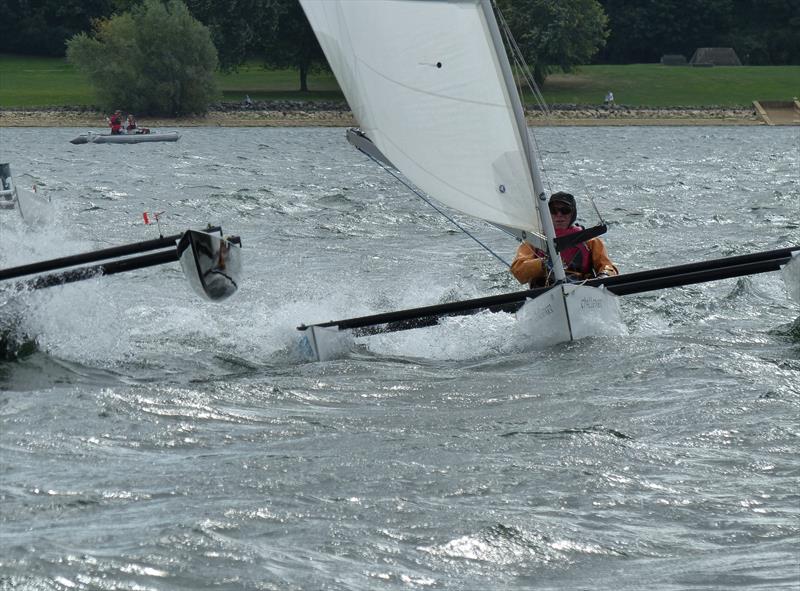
[0,126,798,590]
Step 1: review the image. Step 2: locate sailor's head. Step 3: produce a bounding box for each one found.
[549,191,577,228]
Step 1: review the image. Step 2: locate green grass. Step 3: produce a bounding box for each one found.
[0,55,96,106]
[216,62,342,103]
[540,64,800,107]
[1,54,798,109]
[0,55,343,107]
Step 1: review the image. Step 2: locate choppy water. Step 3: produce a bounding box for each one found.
[0,125,798,590]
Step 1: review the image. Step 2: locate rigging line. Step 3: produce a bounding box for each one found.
[495,3,549,234]
[361,152,511,268]
[495,6,550,117]
[494,1,607,227]
[495,4,551,195]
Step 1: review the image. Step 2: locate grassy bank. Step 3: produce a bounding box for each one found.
[1,54,798,109]
[542,64,799,107]
[0,55,343,107]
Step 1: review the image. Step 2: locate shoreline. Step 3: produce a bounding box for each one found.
[0,102,764,127]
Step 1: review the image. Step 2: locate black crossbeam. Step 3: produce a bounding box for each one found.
[299,246,798,336]
[0,227,222,282]
[16,250,180,291]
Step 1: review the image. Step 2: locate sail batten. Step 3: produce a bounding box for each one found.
[300,0,543,235]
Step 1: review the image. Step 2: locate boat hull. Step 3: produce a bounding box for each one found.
[16,186,52,224]
[0,162,16,209]
[516,284,625,346]
[177,230,242,302]
[70,132,180,145]
[783,252,800,305]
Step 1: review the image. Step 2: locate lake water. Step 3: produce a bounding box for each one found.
[0,126,798,590]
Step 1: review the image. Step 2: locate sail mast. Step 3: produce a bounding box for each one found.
[478,0,566,283]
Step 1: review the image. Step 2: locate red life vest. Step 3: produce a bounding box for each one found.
[534,226,592,277]
[109,114,122,134]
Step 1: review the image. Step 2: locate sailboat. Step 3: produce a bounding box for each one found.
[297,0,799,361]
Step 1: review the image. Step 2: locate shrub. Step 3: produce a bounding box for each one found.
[66,0,219,116]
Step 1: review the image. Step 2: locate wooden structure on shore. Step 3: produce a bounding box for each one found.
[753,100,800,126]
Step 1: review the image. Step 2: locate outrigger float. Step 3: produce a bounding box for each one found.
[296,0,800,361]
[0,227,242,302]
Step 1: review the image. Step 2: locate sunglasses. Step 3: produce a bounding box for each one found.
[549,206,573,215]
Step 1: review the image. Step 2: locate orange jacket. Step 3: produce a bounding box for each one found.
[510,238,618,286]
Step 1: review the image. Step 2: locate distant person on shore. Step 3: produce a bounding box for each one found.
[244,94,253,108]
[510,192,618,288]
[107,110,123,134]
[604,91,615,106]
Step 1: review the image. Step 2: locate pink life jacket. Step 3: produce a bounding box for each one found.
[535,226,592,276]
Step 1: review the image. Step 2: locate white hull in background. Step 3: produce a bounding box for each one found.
[70,131,180,145]
[15,186,52,224]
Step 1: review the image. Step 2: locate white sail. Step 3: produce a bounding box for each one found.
[299,0,542,236]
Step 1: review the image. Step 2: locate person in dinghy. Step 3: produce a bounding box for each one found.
[511,192,618,288]
[107,110,123,134]
[125,113,150,135]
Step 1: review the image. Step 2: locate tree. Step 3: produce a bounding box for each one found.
[598,0,735,64]
[66,0,219,116]
[726,0,800,64]
[260,0,326,92]
[0,0,115,56]
[597,0,799,65]
[103,0,320,87]
[180,0,284,71]
[109,0,283,71]
[495,0,609,84]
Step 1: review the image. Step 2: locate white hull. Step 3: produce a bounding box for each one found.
[1,162,52,222]
[70,131,180,145]
[177,230,242,302]
[302,284,624,362]
[1,163,16,209]
[516,284,624,346]
[300,325,354,362]
[15,186,52,224]
[783,251,800,305]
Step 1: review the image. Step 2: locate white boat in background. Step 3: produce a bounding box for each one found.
[70,130,180,145]
[0,163,17,210]
[296,0,799,361]
[0,162,52,223]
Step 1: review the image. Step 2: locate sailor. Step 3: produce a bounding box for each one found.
[108,110,123,134]
[510,191,618,288]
